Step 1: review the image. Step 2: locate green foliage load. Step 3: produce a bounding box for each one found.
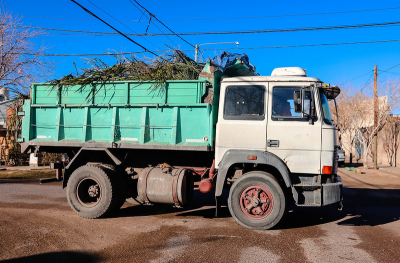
[49,50,204,94]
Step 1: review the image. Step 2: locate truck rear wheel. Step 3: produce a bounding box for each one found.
[228,171,286,230]
[66,165,124,219]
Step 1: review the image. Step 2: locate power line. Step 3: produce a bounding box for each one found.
[200,38,400,50]
[131,0,195,47]
[85,0,160,49]
[377,63,400,75]
[360,63,400,91]
[21,6,400,22]
[134,21,400,36]
[15,51,148,56]
[16,38,400,57]
[338,71,373,86]
[161,6,400,21]
[70,0,159,56]
[378,70,400,75]
[360,73,374,91]
[6,20,400,36]
[127,0,178,47]
[2,23,125,35]
[22,16,141,22]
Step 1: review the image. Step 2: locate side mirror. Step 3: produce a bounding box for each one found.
[294,91,301,113]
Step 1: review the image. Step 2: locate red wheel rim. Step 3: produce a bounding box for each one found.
[76,177,102,208]
[239,185,273,219]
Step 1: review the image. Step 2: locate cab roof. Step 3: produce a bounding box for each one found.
[222,67,322,83]
[221,75,322,83]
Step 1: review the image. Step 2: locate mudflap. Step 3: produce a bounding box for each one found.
[322,175,343,206]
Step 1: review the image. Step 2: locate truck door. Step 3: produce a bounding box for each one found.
[215,83,267,166]
[266,83,322,174]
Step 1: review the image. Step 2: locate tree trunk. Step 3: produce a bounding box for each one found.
[363,152,368,169]
[362,140,369,169]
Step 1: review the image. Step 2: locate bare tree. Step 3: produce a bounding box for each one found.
[0,6,53,95]
[341,79,400,168]
[330,86,359,160]
[381,116,400,166]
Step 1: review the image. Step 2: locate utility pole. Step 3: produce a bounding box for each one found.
[195,44,199,63]
[395,121,399,167]
[373,65,378,169]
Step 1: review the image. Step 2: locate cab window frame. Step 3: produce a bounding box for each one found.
[223,85,266,121]
[271,86,317,122]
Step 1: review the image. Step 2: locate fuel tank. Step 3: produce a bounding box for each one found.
[137,167,194,206]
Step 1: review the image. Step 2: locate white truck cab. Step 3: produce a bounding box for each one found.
[214,67,342,229]
[216,67,337,173]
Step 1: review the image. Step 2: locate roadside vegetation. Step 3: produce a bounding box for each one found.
[0,169,56,179]
[0,5,54,96]
[332,79,400,168]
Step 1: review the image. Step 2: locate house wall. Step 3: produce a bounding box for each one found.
[341,129,400,167]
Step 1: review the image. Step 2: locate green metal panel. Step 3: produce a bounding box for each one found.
[32,80,206,105]
[21,99,31,141]
[60,85,93,105]
[94,83,126,104]
[22,80,214,149]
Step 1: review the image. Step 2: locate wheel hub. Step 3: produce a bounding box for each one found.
[88,185,99,198]
[240,186,273,219]
[76,177,102,208]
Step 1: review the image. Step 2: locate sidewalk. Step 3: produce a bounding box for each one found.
[0,166,50,171]
[342,162,400,178]
[377,165,400,174]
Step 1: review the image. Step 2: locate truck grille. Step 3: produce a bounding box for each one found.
[333,146,339,175]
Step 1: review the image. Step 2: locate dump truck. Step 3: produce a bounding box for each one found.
[19,55,342,230]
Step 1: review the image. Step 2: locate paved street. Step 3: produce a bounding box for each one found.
[1,168,400,263]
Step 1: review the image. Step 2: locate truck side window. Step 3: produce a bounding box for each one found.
[272,87,311,121]
[224,85,265,120]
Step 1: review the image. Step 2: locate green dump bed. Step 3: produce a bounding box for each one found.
[20,80,215,152]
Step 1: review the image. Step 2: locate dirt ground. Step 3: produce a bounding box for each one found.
[0,167,400,263]
[0,169,55,179]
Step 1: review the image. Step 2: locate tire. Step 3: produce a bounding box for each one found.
[112,172,128,211]
[228,171,286,230]
[98,163,127,210]
[66,165,124,219]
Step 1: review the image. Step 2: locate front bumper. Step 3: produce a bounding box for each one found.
[292,174,343,207]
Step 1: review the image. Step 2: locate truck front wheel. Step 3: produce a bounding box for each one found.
[66,165,124,219]
[228,171,286,230]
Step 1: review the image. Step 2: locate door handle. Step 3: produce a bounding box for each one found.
[267,140,279,147]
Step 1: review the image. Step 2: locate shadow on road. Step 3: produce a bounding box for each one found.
[110,189,231,219]
[1,251,98,263]
[277,186,400,229]
[0,178,40,184]
[112,186,400,230]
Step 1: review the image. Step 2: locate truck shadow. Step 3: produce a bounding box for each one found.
[277,186,400,229]
[112,189,231,219]
[1,251,97,263]
[113,187,400,229]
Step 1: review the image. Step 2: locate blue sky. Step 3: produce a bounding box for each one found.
[5,0,400,93]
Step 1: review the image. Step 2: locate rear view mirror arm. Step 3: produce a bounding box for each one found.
[333,98,339,130]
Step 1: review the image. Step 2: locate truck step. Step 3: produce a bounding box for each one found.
[295,203,321,207]
[292,183,321,187]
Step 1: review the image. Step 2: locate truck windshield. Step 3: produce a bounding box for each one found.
[320,91,333,124]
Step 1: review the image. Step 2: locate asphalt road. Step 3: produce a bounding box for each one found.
[1,168,400,263]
